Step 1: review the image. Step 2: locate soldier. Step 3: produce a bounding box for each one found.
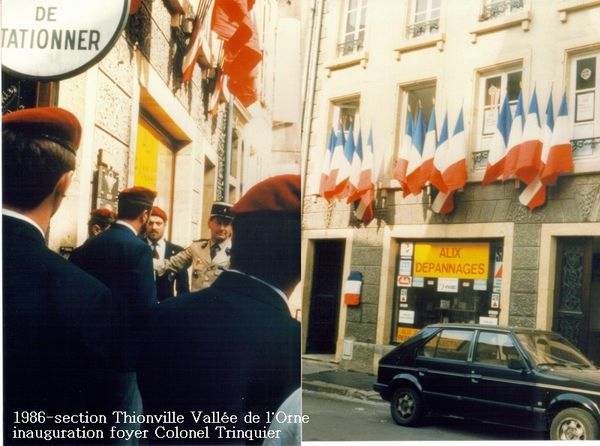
[145,206,189,301]
[155,201,233,291]
[88,207,117,237]
[2,107,112,441]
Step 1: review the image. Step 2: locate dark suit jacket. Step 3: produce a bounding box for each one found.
[154,239,189,301]
[70,222,157,370]
[3,215,112,442]
[137,271,300,444]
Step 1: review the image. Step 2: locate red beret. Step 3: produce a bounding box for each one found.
[151,206,168,222]
[119,186,157,206]
[232,174,300,217]
[91,208,117,219]
[2,107,81,154]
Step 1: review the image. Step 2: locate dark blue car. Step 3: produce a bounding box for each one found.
[374,324,600,440]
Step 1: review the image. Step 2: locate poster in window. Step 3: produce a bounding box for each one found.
[575,91,595,122]
[398,310,415,325]
[400,242,414,257]
[399,259,412,276]
[482,107,498,135]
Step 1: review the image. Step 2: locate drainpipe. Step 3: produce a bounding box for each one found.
[224,95,234,202]
[301,0,324,199]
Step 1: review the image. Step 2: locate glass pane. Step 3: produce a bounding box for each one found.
[348,0,358,11]
[576,57,596,90]
[416,0,428,13]
[346,11,357,34]
[435,330,473,361]
[420,333,440,357]
[432,0,441,8]
[475,332,515,366]
[485,76,501,107]
[360,7,367,29]
[507,71,522,102]
[430,9,440,19]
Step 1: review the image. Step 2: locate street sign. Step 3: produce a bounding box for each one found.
[2,0,130,80]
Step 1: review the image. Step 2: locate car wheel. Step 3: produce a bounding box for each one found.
[550,408,599,440]
[390,386,424,427]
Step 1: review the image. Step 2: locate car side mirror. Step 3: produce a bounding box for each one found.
[508,357,526,371]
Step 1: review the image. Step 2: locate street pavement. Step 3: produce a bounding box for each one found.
[301,357,547,441]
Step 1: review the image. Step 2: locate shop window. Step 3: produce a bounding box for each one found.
[135,118,175,223]
[473,67,522,170]
[338,0,368,57]
[569,51,600,158]
[393,240,503,344]
[418,329,473,361]
[480,0,524,21]
[407,0,440,38]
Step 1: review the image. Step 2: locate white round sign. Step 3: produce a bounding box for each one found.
[2,0,130,80]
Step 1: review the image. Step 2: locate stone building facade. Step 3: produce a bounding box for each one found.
[301,0,600,373]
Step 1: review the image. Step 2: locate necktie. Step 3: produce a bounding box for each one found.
[152,242,159,260]
[210,243,219,260]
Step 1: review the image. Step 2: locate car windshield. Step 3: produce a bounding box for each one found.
[515,332,594,369]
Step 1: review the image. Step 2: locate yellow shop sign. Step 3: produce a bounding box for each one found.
[413,243,489,280]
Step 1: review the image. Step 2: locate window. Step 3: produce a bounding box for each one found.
[473,68,522,169]
[570,51,600,158]
[419,329,473,361]
[480,0,524,21]
[2,72,57,113]
[398,83,436,162]
[408,0,441,38]
[332,98,360,134]
[474,332,520,366]
[338,0,367,57]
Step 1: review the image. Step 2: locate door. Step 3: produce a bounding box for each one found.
[306,240,344,354]
[553,238,593,357]
[465,330,537,427]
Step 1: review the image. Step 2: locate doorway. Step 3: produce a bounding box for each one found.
[553,237,600,364]
[306,240,344,354]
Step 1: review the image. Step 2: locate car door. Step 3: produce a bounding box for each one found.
[464,330,538,427]
[414,328,474,418]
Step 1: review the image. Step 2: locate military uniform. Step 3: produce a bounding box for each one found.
[159,237,231,291]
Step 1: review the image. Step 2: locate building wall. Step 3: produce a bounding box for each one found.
[302,0,600,372]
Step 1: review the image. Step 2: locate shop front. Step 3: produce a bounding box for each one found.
[393,239,504,344]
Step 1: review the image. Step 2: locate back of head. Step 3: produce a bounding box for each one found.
[117,187,157,220]
[230,175,301,291]
[2,107,81,210]
[88,208,117,236]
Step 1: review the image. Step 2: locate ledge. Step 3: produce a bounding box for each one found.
[558,0,600,22]
[324,50,368,77]
[394,33,445,61]
[470,10,532,43]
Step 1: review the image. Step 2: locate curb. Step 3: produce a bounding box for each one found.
[302,380,383,402]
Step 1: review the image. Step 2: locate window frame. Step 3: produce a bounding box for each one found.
[407,0,441,39]
[338,0,368,57]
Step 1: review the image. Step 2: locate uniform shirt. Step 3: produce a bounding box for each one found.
[147,237,166,260]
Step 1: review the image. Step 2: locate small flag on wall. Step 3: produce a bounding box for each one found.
[344,271,363,306]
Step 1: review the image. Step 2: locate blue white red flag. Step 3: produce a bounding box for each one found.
[406,109,426,195]
[442,107,467,191]
[483,94,512,185]
[323,126,346,201]
[430,110,449,193]
[394,113,413,193]
[503,91,524,180]
[516,87,542,184]
[319,128,336,200]
[347,125,363,202]
[540,92,573,185]
[420,108,437,186]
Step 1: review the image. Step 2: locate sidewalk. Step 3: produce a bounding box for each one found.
[302,356,382,402]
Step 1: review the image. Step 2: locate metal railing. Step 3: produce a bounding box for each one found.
[337,37,364,57]
[480,0,524,20]
[407,18,440,38]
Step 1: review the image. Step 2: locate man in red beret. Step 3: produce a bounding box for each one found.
[70,185,158,436]
[145,206,189,301]
[2,107,112,440]
[88,207,117,237]
[138,175,301,443]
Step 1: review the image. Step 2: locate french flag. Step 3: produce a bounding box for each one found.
[442,108,467,191]
[540,92,574,185]
[347,126,363,203]
[430,111,449,193]
[394,113,413,192]
[519,91,554,210]
[319,128,336,200]
[343,271,363,306]
[420,108,437,186]
[431,189,455,216]
[349,126,374,204]
[516,88,542,184]
[323,126,346,201]
[354,128,376,223]
[406,109,426,195]
[482,94,512,185]
[503,91,524,180]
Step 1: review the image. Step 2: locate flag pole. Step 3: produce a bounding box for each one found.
[224,95,234,202]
